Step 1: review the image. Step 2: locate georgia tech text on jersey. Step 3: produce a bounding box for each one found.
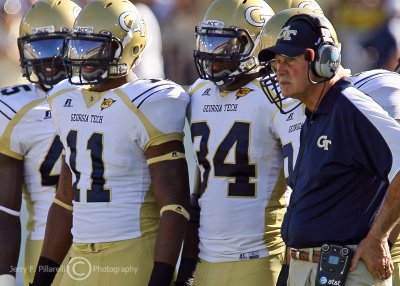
[71,113,103,124]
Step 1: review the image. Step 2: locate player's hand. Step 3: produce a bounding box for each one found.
[350,234,393,280]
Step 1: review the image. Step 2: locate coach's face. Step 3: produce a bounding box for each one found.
[271,54,312,101]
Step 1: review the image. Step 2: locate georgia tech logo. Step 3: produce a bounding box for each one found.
[119,11,146,37]
[317,135,331,150]
[278,26,297,41]
[245,6,272,27]
[100,98,116,111]
[236,87,253,99]
[298,1,324,14]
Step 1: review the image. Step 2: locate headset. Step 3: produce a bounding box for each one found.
[285,13,341,80]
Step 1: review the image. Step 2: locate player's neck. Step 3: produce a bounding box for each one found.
[219,73,257,92]
[88,75,132,92]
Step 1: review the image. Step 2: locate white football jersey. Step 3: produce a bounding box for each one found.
[0,83,62,240]
[350,69,400,120]
[187,79,290,262]
[48,78,189,243]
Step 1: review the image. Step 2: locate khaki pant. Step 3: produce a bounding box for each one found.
[193,252,284,286]
[393,262,399,286]
[288,258,392,286]
[60,233,157,286]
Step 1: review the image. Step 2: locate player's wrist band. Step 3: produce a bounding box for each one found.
[53,198,73,211]
[30,256,60,286]
[160,204,190,221]
[147,151,185,165]
[0,274,16,286]
[148,262,175,286]
[0,205,20,217]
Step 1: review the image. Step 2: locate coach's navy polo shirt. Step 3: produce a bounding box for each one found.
[283,78,395,248]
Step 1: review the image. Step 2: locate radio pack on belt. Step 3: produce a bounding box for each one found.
[315,244,353,286]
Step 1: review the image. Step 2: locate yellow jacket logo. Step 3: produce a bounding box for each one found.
[236,87,253,99]
[100,98,116,110]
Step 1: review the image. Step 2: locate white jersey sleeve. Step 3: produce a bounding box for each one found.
[350,69,400,120]
[48,78,189,243]
[0,83,62,240]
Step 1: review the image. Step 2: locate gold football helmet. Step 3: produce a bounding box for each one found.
[194,0,274,86]
[260,8,337,53]
[265,0,323,14]
[66,0,147,84]
[18,0,80,89]
[258,8,339,114]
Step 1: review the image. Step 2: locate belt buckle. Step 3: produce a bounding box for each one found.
[291,248,301,260]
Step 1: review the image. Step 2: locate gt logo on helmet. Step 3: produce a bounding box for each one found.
[119,11,146,37]
[245,6,272,27]
[298,1,324,14]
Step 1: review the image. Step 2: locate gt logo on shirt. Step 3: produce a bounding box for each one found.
[317,135,331,150]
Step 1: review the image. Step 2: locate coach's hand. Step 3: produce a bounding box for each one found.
[350,233,393,280]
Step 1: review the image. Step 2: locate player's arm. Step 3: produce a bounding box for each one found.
[0,153,23,286]
[146,140,191,286]
[30,156,73,286]
[350,170,400,279]
[175,166,201,286]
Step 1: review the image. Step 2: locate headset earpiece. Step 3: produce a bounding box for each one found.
[304,48,315,62]
[313,44,341,79]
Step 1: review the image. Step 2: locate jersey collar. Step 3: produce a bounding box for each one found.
[305,77,353,117]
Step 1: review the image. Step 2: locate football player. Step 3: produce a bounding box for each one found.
[258,7,400,285]
[30,1,190,286]
[175,0,290,285]
[0,1,80,285]
[349,68,400,286]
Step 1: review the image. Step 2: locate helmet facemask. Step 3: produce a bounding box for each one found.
[18,31,69,90]
[194,25,258,86]
[65,32,125,85]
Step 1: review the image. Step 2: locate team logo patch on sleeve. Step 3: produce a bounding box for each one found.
[236,87,253,99]
[100,98,116,110]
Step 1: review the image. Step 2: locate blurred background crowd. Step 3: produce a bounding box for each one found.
[0,0,399,89]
